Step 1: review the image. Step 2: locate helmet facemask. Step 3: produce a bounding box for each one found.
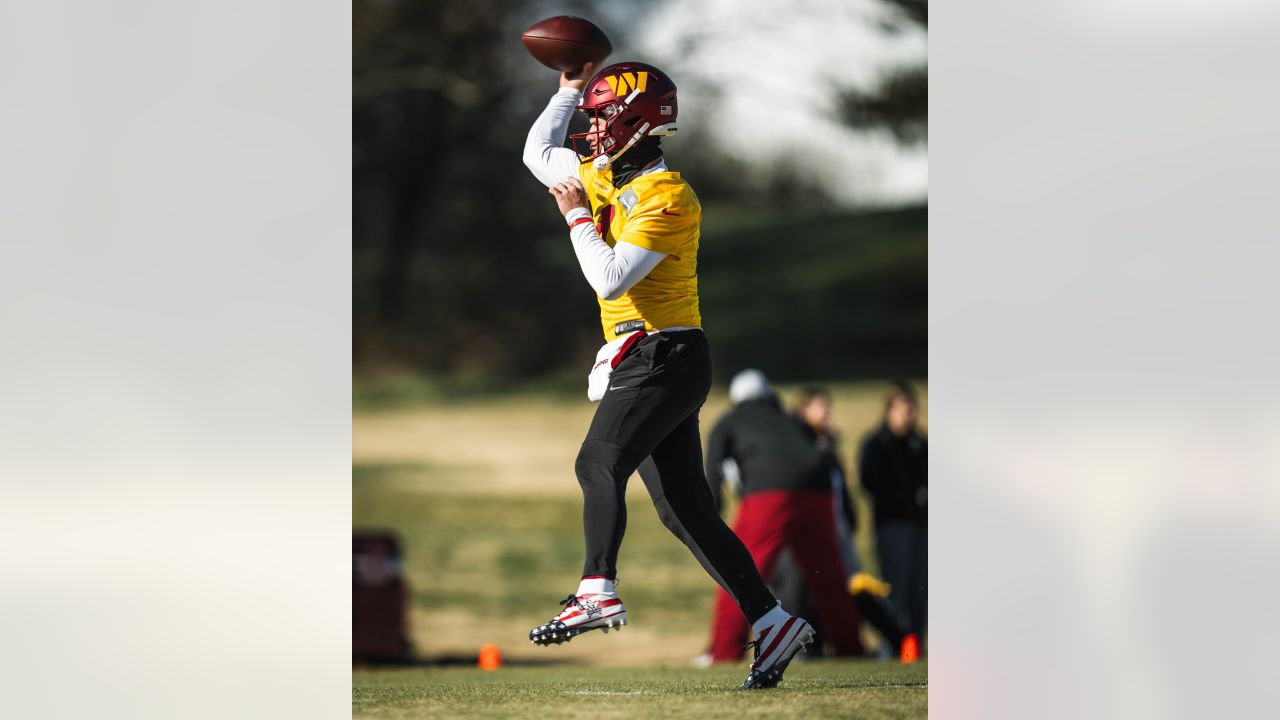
[574,103,646,168]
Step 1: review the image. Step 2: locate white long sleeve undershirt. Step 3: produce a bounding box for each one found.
[524,88,667,302]
[564,208,666,301]
[522,87,583,188]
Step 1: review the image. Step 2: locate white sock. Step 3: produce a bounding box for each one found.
[577,577,615,596]
[752,603,790,636]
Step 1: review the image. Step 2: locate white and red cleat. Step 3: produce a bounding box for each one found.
[529,592,627,646]
[740,614,815,689]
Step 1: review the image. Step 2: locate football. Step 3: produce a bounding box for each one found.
[521,16,612,73]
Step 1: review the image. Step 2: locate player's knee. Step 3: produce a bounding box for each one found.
[575,439,624,488]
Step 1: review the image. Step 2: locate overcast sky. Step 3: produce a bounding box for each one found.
[627,0,927,205]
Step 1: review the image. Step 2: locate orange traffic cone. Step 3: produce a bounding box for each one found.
[478,643,502,671]
[900,634,920,664]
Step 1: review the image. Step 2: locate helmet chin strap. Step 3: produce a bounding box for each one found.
[594,90,650,172]
[595,121,650,172]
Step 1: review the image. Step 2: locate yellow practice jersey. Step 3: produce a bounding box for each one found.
[578,161,702,342]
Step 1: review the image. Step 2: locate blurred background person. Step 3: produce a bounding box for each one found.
[701,370,864,664]
[859,380,928,644]
[792,387,916,662]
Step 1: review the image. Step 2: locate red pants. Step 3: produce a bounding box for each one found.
[708,490,864,662]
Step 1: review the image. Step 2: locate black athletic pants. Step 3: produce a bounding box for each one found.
[575,329,778,624]
[876,521,928,636]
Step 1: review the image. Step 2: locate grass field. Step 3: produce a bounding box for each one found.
[353,660,928,719]
[354,384,926,662]
[354,383,928,716]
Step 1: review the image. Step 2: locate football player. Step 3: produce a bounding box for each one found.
[521,60,814,689]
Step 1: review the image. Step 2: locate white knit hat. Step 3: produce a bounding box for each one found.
[728,369,771,404]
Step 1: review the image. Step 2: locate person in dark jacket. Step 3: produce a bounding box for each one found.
[701,370,863,663]
[859,380,928,640]
[792,387,915,661]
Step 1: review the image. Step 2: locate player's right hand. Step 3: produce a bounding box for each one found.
[560,61,596,91]
[548,178,590,216]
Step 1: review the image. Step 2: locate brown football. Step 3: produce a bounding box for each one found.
[521,16,612,73]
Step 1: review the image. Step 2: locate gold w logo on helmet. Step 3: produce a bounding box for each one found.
[604,71,649,96]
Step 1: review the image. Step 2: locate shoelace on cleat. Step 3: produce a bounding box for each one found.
[552,586,620,627]
[743,638,769,670]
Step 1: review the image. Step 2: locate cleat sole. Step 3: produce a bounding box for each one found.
[528,612,628,647]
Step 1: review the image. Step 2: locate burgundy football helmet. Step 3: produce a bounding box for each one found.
[571,61,679,168]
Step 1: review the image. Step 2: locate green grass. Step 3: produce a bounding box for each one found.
[353,660,927,719]
[353,384,927,663]
[352,371,588,411]
[353,464,719,634]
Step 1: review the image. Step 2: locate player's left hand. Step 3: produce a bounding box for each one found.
[549,178,590,216]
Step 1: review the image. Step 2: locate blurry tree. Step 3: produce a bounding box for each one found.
[884,0,926,26]
[354,0,602,379]
[835,1,927,145]
[353,0,928,386]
